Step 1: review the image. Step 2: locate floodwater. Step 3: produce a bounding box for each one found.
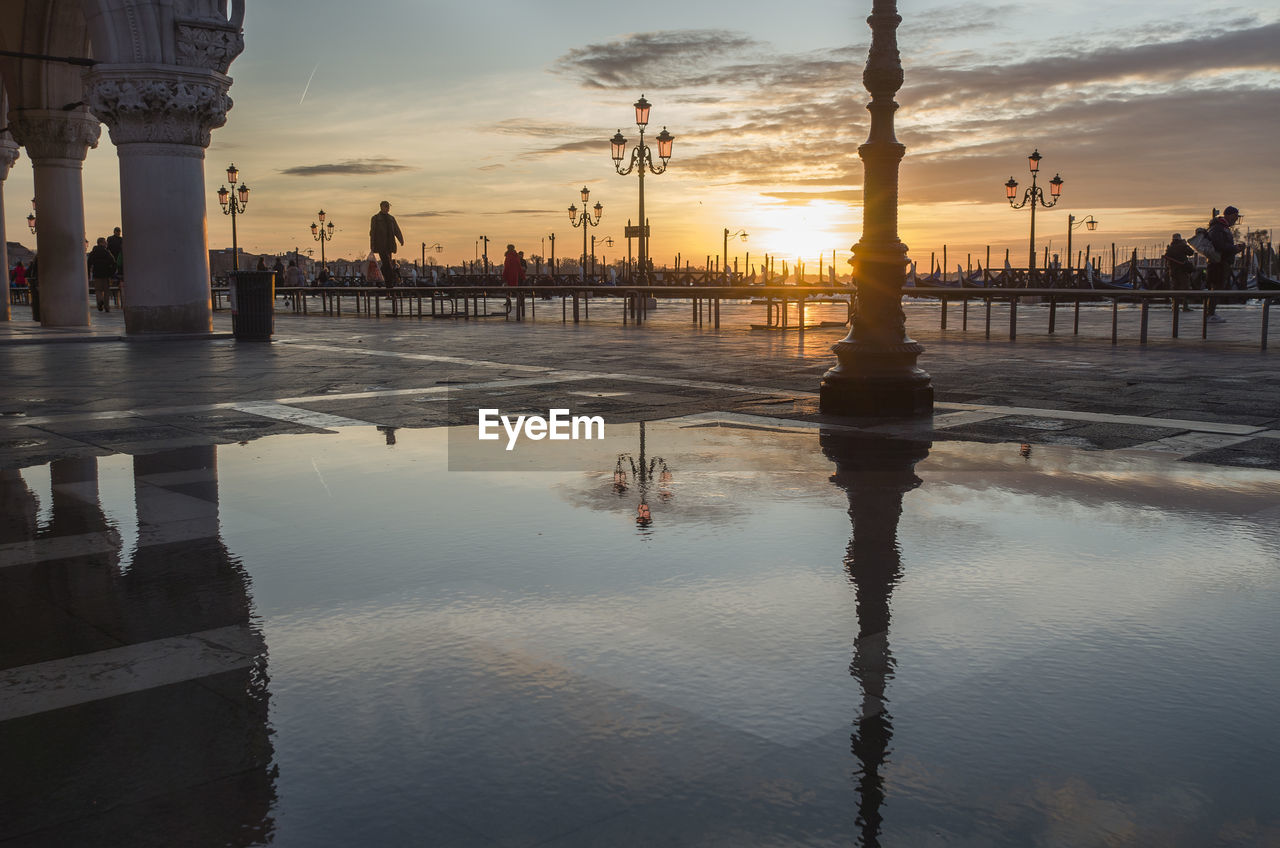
[1,420,1278,847]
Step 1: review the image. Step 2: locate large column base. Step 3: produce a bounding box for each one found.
[820,340,934,417]
[124,301,216,335]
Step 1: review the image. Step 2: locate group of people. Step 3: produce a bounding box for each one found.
[1163,205,1246,323]
[85,227,123,311]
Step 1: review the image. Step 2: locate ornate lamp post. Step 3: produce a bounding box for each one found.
[216,164,250,271]
[421,241,442,268]
[593,234,614,276]
[310,210,334,271]
[1065,214,1097,271]
[1004,149,1064,274]
[548,233,556,274]
[819,0,933,417]
[723,228,747,282]
[478,235,490,276]
[569,186,603,279]
[611,96,674,284]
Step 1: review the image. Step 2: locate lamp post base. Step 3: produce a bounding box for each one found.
[819,339,934,418]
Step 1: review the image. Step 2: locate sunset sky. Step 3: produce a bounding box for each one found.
[6,0,1279,272]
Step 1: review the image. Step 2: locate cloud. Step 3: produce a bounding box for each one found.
[279,157,412,177]
[550,29,762,90]
[532,17,1280,220]
[398,210,462,218]
[762,189,864,205]
[484,209,557,216]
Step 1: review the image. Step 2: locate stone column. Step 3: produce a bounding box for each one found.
[0,134,18,322]
[819,0,933,417]
[88,65,233,334]
[7,110,101,328]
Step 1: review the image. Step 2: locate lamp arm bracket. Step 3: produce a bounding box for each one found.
[614,148,640,176]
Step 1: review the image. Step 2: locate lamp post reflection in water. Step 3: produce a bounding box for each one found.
[611,421,673,529]
[822,431,930,847]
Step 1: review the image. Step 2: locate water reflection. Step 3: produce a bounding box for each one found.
[823,431,931,848]
[0,447,276,846]
[610,421,675,531]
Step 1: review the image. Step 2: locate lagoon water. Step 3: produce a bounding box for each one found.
[2,420,1277,846]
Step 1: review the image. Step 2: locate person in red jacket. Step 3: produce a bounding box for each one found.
[502,244,525,287]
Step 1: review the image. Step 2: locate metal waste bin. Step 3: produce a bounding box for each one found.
[228,270,275,341]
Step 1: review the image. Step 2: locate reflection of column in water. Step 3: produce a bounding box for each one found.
[121,445,276,842]
[0,468,40,547]
[0,447,277,845]
[822,432,930,848]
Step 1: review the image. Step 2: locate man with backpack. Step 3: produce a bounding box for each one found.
[1205,206,1244,323]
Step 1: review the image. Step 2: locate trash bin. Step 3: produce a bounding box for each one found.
[228,270,275,341]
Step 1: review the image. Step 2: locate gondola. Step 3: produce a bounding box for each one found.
[1258,273,1280,291]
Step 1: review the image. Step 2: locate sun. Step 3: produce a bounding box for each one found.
[744,201,859,265]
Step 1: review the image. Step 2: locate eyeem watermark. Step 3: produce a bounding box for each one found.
[478,408,606,451]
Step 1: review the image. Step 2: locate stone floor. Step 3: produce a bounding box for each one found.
[2,296,1277,469]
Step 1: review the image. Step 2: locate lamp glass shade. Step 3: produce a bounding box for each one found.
[1049,174,1063,197]
[217,186,230,206]
[1086,219,1097,231]
[238,184,250,204]
[611,131,627,162]
[1028,150,1041,173]
[593,201,603,222]
[581,186,590,203]
[568,204,578,222]
[226,164,238,183]
[1005,178,1019,200]
[27,213,36,230]
[311,223,318,235]
[317,210,326,223]
[326,222,334,234]
[656,128,673,161]
[634,96,651,128]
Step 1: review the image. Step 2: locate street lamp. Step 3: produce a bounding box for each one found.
[1004,148,1064,274]
[1065,214,1098,271]
[421,241,442,268]
[819,0,933,418]
[611,95,674,284]
[569,186,603,279]
[592,235,614,277]
[478,235,490,276]
[310,209,334,271]
[723,228,748,282]
[216,163,250,270]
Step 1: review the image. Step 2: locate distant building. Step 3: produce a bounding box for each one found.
[6,241,35,267]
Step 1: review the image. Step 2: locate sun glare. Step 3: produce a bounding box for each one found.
[745,202,858,265]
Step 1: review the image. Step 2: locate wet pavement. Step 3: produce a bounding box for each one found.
[1,300,1279,846]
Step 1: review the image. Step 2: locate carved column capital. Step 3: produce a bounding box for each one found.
[0,135,19,180]
[7,110,102,163]
[87,65,233,148]
[175,19,246,74]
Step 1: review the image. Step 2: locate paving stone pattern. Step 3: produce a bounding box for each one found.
[2,299,1277,468]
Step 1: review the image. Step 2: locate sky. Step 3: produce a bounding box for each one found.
[6,0,1279,271]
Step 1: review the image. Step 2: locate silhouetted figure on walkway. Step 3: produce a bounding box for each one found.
[1205,206,1244,322]
[370,201,404,287]
[106,227,123,275]
[1164,233,1195,311]
[502,244,525,287]
[88,237,116,312]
